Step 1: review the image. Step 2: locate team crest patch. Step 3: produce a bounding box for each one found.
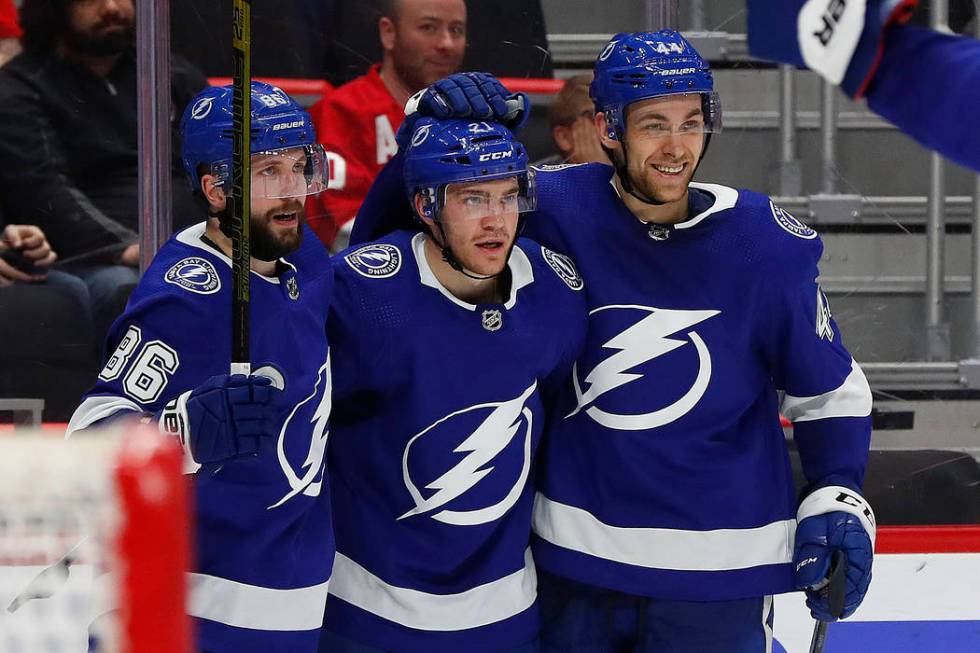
[533,162,586,172]
[286,276,300,300]
[344,243,402,279]
[770,201,817,239]
[164,257,220,294]
[482,309,503,332]
[816,287,834,342]
[542,246,584,291]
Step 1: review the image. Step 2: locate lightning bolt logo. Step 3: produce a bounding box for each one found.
[399,382,536,526]
[569,305,720,431]
[345,244,402,279]
[269,353,332,509]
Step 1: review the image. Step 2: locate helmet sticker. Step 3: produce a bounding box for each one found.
[190,97,214,121]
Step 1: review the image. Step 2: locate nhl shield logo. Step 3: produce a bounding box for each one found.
[482,309,503,332]
[286,276,300,300]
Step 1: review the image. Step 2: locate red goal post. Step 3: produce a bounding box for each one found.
[0,425,189,653]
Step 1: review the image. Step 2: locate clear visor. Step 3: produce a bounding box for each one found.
[427,171,537,222]
[625,91,722,137]
[211,144,331,199]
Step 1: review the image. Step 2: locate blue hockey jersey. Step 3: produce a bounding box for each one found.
[67,223,334,653]
[524,163,873,601]
[323,229,587,653]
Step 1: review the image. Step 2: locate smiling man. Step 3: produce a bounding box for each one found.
[349,29,878,652]
[320,117,586,653]
[308,0,467,250]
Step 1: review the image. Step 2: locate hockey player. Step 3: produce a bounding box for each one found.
[67,82,334,653]
[319,118,587,653]
[349,31,877,652]
[748,0,980,172]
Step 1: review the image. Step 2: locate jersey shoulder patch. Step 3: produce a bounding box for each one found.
[541,246,584,291]
[532,162,588,173]
[344,242,403,279]
[769,200,817,240]
[164,256,221,295]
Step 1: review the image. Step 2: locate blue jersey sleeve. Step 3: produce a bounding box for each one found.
[867,24,980,172]
[68,289,228,433]
[761,234,873,494]
[349,151,418,246]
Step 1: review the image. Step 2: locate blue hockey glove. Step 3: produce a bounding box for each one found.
[397,72,530,148]
[156,374,278,470]
[793,486,876,620]
[747,0,918,98]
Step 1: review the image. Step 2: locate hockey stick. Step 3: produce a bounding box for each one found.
[808,550,848,653]
[230,0,252,376]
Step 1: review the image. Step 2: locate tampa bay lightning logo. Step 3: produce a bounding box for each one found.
[190,96,215,120]
[770,201,817,240]
[345,243,402,279]
[542,246,584,291]
[599,39,619,61]
[399,383,537,526]
[411,123,432,147]
[568,305,721,430]
[269,354,331,508]
[164,257,220,294]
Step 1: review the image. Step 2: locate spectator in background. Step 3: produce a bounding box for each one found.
[545,74,606,165]
[0,222,97,421]
[0,0,206,338]
[308,0,466,250]
[0,0,21,67]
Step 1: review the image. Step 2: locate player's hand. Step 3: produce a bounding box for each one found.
[397,72,530,148]
[747,0,918,98]
[157,374,279,468]
[568,115,607,164]
[119,243,140,267]
[794,510,874,620]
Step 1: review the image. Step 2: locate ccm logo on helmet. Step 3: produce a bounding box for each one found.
[478,151,513,162]
[272,120,305,131]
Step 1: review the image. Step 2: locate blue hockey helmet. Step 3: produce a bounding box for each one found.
[591,30,722,141]
[403,117,536,223]
[179,81,328,199]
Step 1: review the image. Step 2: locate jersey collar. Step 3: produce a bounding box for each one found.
[175,222,295,285]
[411,232,533,311]
[608,176,739,231]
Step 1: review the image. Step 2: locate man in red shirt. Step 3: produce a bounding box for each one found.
[0,0,21,66]
[308,0,466,249]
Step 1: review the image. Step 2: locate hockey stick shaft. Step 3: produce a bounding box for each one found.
[809,550,848,653]
[230,0,252,376]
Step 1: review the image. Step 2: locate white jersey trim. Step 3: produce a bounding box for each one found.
[187,572,330,632]
[328,548,537,632]
[780,359,872,423]
[174,222,290,285]
[412,232,534,311]
[533,493,795,571]
[66,394,142,437]
[608,178,739,230]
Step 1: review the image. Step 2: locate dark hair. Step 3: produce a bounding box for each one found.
[377,0,401,21]
[19,0,71,55]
